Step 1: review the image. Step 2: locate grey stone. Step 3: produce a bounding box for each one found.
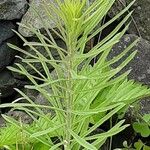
[108,0,126,18]
[0,37,19,71]
[0,70,16,98]
[15,87,50,110]
[88,0,126,19]
[0,116,5,127]
[0,21,18,71]
[18,0,56,37]
[0,21,15,43]
[7,110,33,124]
[0,0,28,20]
[127,0,150,41]
[35,88,53,115]
[109,34,150,114]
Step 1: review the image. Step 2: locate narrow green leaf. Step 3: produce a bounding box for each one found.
[30,123,65,138]
[69,129,97,150]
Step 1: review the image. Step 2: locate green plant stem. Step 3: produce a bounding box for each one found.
[65,44,73,150]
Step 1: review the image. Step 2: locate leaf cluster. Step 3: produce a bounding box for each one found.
[119,140,150,150]
[133,114,150,137]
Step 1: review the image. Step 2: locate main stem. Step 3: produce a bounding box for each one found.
[65,43,73,150]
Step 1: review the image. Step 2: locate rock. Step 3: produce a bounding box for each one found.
[127,0,150,41]
[0,70,16,98]
[0,21,18,71]
[18,0,56,37]
[139,97,150,115]
[0,0,28,20]
[7,110,33,124]
[108,0,126,18]
[0,37,19,71]
[109,34,150,114]
[89,0,126,18]
[35,88,54,115]
[0,116,5,127]
[0,21,15,43]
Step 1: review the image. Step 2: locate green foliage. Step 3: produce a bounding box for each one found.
[116,114,150,150]
[0,115,52,150]
[133,114,150,137]
[134,140,150,150]
[0,0,150,149]
[120,140,150,150]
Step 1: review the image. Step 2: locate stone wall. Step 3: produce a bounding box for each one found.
[0,0,28,100]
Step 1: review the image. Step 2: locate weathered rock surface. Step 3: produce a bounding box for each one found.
[0,116,5,127]
[109,34,150,114]
[0,70,16,98]
[0,0,28,20]
[0,21,18,71]
[108,0,126,18]
[0,21,15,43]
[127,0,150,41]
[7,110,33,124]
[18,0,56,37]
[0,37,18,71]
